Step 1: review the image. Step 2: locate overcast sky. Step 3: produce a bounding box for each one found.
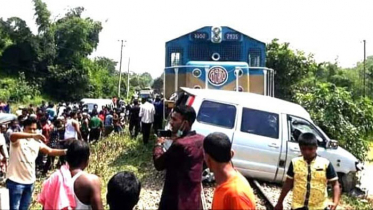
[1,0,372,78]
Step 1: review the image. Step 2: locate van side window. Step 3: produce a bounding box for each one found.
[197,101,236,129]
[241,108,279,139]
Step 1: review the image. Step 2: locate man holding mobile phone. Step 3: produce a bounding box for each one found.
[153,105,205,210]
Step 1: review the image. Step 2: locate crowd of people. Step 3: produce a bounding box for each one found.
[0,97,341,210]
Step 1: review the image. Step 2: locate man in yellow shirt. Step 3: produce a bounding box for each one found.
[204,132,256,210]
[6,117,67,210]
[275,133,340,210]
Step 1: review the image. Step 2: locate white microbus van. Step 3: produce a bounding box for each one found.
[170,88,363,192]
[80,98,113,113]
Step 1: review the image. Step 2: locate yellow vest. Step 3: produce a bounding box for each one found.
[291,156,331,210]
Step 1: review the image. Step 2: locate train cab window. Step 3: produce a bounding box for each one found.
[241,108,279,139]
[197,101,236,129]
[248,48,261,67]
[248,54,260,67]
[171,52,181,66]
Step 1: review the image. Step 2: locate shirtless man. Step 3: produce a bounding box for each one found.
[67,140,103,210]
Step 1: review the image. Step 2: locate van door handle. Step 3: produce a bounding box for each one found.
[290,147,300,152]
[268,143,279,149]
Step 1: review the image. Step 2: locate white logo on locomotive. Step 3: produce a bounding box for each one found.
[208,66,228,86]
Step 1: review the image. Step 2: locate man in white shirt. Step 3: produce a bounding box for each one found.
[6,117,67,210]
[139,98,155,144]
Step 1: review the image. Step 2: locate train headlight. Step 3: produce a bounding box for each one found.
[211,26,222,43]
[213,27,221,35]
[234,68,243,77]
[192,68,202,78]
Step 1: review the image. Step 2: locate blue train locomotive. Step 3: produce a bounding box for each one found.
[164,26,274,99]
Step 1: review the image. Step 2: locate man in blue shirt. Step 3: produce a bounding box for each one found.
[104,111,114,136]
[46,103,56,121]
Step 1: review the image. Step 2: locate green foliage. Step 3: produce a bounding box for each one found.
[84,58,119,98]
[0,72,40,102]
[266,39,317,101]
[340,194,373,210]
[54,14,102,68]
[294,83,373,160]
[267,38,373,160]
[152,74,164,94]
[95,57,117,75]
[33,0,51,33]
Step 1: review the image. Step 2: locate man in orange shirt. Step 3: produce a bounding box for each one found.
[204,132,256,210]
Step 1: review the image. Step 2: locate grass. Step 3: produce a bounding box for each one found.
[9,94,53,113]
[31,131,155,209]
[340,194,372,210]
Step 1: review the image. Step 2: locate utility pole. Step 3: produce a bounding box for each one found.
[127,57,131,99]
[364,40,366,97]
[118,40,125,98]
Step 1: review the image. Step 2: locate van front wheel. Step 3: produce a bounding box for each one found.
[202,163,214,183]
[338,173,353,193]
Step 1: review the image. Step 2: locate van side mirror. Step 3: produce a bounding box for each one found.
[328,139,339,149]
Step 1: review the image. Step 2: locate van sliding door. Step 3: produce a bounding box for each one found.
[232,107,281,182]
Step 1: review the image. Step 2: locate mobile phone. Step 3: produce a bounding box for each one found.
[157,130,172,138]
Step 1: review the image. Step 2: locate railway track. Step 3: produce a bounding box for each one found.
[249,179,276,210]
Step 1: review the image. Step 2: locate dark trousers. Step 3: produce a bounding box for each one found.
[129,119,140,138]
[141,122,152,144]
[89,128,101,142]
[35,152,45,171]
[153,115,163,134]
[82,131,89,142]
[43,156,55,175]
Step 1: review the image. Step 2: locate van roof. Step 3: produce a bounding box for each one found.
[181,87,312,121]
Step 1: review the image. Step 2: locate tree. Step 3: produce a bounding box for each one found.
[95,57,117,75]
[33,0,51,33]
[139,72,152,88]
[294,82,373,161]
[152,74,163,94]
[0,17,39,80]
[266,39,317,101]
[42,7,102,100]
[54,12,102,68]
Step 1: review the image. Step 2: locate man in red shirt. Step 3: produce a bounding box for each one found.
[204,132,256,210]
[41,117,52,142]
[153,105,204,210]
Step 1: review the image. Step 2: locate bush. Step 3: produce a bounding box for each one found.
[0,72,40,103]
[294,82,373,161]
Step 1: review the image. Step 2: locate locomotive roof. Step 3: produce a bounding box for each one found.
[166,26,266,45]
